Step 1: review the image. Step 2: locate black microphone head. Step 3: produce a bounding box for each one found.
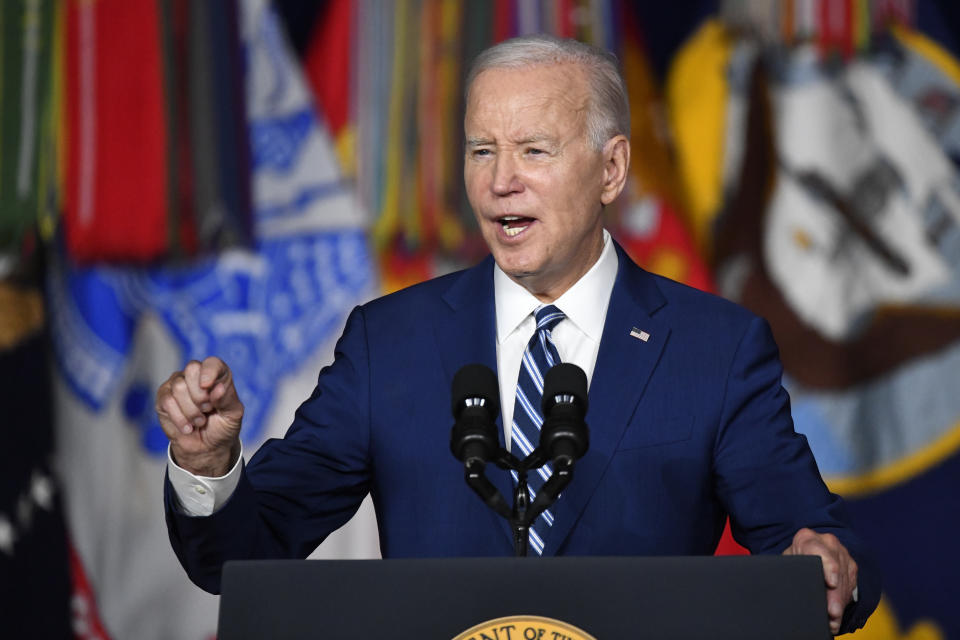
[451,363,500,420]
[541,363,588,415]
[540,363,589,464]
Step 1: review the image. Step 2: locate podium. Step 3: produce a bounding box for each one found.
[218,556,831,639]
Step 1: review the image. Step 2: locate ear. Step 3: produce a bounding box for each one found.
[599,135,630,206]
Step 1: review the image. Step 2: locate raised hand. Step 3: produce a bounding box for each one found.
[156,356,244,477]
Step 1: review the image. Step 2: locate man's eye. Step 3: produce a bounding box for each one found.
[473,149,492,157]
[527,148,545,155]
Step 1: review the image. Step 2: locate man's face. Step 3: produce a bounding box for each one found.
[464,63,617,301]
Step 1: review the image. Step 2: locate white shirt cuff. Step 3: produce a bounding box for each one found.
[167,444,244,516]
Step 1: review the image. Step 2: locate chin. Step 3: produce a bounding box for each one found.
[506,268,537,280]
[494,255,539,278]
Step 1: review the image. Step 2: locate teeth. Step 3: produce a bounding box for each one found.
[498,215,530,237]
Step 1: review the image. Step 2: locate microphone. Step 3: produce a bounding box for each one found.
[540,363,589,467]
[450,364,500,470]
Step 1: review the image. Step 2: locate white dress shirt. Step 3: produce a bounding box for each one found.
[494,229,617,449]
[167,446,242,516]
[169,229,618,515]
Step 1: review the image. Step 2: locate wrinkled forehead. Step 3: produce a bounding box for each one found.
[464,63,591,133]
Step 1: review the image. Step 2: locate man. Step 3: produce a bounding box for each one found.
[158,36,878,634]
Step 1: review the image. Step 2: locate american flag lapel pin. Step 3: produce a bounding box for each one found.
[629,327,650,342]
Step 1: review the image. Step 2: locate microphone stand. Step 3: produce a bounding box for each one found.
[462,447,576,557]
[512,469,531,557]
[452,363,588,557]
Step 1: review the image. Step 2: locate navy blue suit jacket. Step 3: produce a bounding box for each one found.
[166,246,879,631]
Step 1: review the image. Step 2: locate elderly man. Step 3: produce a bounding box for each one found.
[159,35,878,634]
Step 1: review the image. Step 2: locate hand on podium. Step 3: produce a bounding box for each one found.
[783,527,858,635]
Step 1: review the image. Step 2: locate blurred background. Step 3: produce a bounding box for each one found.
[1,0,959,637]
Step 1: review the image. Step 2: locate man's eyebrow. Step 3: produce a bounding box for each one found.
[465,134,556,147]
[516,134,554,145]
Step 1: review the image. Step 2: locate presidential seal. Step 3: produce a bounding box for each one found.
[452,615,596,640]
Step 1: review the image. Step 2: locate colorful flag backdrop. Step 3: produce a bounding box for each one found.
[46,2,736,636]
[665,1,960,637]
[61,0,253,263]
[8,0,958,637]
[296,0,714,299]
[51,0,375,637]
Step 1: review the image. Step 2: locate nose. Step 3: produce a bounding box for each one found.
[491,153,523,196]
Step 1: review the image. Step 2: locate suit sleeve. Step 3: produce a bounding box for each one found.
[713,315,880,633]
[164,305,373,594]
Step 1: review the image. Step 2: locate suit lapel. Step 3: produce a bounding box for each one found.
[434,257,516,547]
[541,245,671,555]
[433,249,674,555]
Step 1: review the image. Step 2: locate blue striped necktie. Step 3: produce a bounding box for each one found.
[511,304,565,555]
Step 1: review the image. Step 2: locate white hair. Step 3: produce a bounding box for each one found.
[465,34,630,150]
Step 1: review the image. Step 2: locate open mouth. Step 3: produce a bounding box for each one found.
[498,215,535,237]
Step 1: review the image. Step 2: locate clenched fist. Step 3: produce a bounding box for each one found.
[156,356,244,477]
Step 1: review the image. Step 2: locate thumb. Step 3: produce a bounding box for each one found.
[199,356,228,390]
[210,376,244,426]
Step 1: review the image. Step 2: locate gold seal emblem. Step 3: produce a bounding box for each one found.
[452,614,596,640]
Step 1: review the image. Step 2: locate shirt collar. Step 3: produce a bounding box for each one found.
[494,229,618,343]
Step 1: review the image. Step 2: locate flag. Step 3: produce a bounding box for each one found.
[665,2,960,636]
[0,277,71,637]
[62,0,170,262]
[0,0,57,252]
[51,0,377,637]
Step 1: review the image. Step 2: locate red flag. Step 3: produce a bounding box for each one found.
[303,0,352,136]
[63,0,169,262]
